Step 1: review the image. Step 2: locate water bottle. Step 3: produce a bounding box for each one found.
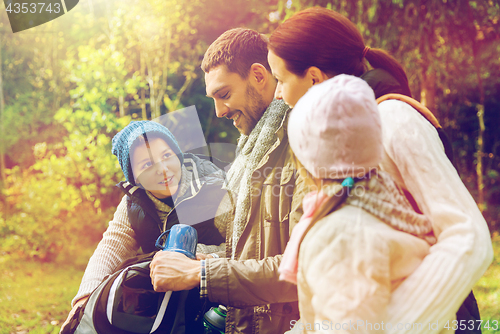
[203,305,227,334]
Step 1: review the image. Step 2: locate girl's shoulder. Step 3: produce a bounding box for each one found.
[305,205,382,241]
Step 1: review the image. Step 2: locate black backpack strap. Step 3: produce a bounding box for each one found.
[118,182,164,253]
[456,291,483,334]
[92,267,203,334]
[115,252,157,271]
[117,182,162,225]
[437,127,456,167]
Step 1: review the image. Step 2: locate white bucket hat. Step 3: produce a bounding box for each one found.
[288,74,382,179]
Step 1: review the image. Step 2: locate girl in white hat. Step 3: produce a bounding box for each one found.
[280,75,436,332]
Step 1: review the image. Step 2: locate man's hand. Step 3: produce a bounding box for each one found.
[196,253,214,260]
[150,251,201,292]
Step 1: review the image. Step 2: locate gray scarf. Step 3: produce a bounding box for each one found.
[347,171,436,244]
[225,99,290,259]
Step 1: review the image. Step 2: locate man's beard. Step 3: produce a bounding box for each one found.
[242,83,268,135]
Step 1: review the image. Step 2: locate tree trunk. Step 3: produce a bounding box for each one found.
[156,27,172,111]
[420,69,437,116]
[0,37,8,216]
[140,50,147,119]
[466,1,486,213]
[119,95,125,117]
[145,54,157,119]
[473,52,486,213]
[53,32,60,111]
[476,103,485,212]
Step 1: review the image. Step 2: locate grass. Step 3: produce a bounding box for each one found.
[0,238,499,334]
[473,233,500,333]
[0,250,92,334]
[0,260,81,334]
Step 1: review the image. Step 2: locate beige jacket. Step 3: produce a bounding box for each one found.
[206,111,308,334]
[378,100,493,332]
[296,173,433,333]
[289,99,493,334]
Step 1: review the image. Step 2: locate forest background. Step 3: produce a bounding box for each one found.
[0,0,499,332]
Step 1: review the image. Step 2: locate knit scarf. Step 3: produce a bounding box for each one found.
[279,170,436,284]
[225,99,290,259]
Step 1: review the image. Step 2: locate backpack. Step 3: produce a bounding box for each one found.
[61,252,213,334]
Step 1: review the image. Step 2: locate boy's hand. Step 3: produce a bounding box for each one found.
[150,251,201,292]
[59,296,89,333]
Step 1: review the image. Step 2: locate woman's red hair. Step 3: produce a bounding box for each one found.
[268,7,411,96]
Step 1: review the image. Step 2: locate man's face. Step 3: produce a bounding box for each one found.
[131,137,182,199]
[205,65,268,135]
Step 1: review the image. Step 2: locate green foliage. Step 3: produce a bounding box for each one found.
[1,106,128,260]
[0,27,62,168]
[64,44,141,113]
[0,36,133,260]
[53,107,129,194]
[0,196,115,261]
[1,0,499,264]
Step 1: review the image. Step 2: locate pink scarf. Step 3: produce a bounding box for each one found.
[278,191,330,284]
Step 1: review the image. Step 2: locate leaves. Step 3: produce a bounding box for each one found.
[1,0,499,260]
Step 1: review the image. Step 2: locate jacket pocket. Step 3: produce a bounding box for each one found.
[260,164,296,255]
[269,301,299,317]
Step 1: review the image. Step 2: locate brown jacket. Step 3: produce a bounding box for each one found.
[206,111,308,334]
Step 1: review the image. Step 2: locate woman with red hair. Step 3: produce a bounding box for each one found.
[268,7,492,333]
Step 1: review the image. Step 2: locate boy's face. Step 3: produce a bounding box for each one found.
[131,137,182,199]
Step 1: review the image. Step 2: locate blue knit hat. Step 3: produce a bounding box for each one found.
[112,121,184,185]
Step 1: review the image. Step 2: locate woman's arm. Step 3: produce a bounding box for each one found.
[379,100,493,330]
[71,195,139,306]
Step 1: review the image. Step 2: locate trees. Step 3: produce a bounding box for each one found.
[0,0,266,260]
[1,0,498,261]
[0,35,134,260]
[278,0,500,230]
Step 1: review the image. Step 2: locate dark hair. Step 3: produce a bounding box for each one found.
[201,28,271,78]
[268,7,411,96]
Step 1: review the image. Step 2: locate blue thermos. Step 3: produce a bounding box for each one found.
[155,224,198,259]
[154,224,226,333]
